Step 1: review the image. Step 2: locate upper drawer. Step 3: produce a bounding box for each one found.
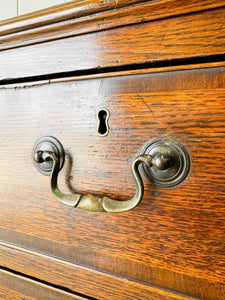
[0,63,225,299]
[0,1,225,82]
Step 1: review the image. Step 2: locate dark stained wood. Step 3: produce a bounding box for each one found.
[1,7,225,81]
[1,0,225,51]
[0,65,225,299]
[0,269,88,300]
[0,243,199,300]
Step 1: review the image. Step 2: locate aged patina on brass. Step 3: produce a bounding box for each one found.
[33,136,190,212]
[140,137,190,187]
[33,136,65,176]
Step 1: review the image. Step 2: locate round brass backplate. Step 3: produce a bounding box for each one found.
[140,137,190,187]
[33,136,65,176]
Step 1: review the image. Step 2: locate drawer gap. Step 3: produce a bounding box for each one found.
[1,53,225,86]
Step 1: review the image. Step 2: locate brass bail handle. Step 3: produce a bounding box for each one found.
[33,136,190,213]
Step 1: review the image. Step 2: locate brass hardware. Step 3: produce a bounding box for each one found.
[97,108,109,136]
[140,137,190,187]
[34,144,152,212]
[33,136,65,176]
[33,136,190,212]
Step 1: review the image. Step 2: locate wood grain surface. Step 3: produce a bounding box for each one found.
[0,269,88,300]
[0,65,225,299]
[1,0,225,51]
[1,6,225,82]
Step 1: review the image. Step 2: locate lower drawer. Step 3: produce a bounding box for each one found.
[0,269,87,300]
[0,243,197,300]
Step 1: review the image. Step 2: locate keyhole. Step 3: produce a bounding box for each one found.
[97,109,109,136]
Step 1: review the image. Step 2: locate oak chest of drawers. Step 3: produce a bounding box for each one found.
[0,1,225,299]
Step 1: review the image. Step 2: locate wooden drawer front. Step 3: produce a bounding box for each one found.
[0,65,225,299]
[0,269,87,300]
[0,6,225,82]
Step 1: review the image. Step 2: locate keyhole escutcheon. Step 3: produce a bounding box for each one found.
[97,108,109,136]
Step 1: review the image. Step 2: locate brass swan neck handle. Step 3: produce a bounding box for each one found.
[34,149,152,212]
[33,136,190,213]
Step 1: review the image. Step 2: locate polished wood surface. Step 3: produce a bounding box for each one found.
[0,65,225,299]
[1,6,225,82]
[1,1,225,299]
[0,0,225,51]
[0,269,88,300]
